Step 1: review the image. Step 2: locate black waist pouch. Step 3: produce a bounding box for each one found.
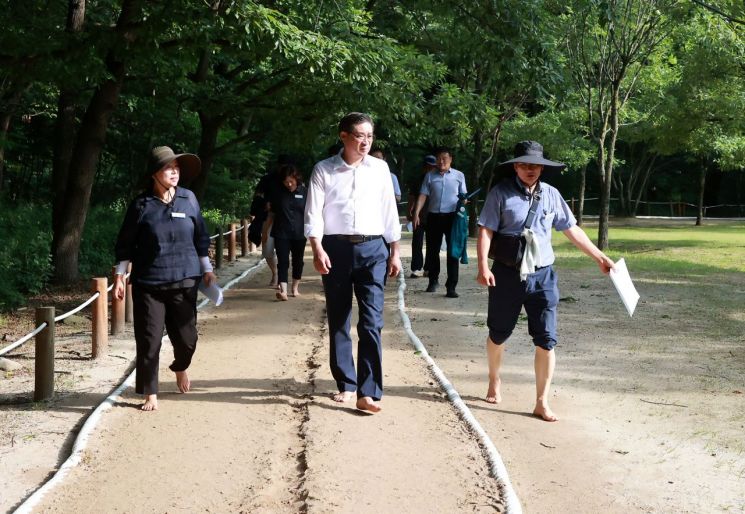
[488,234,525,268]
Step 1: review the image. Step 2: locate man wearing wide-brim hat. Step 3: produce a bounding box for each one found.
[475,140,614,422]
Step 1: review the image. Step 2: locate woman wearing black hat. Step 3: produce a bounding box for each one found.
[113,146,216,411]
[476,141,614,422]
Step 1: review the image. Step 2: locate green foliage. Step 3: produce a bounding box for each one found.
[78,203,127,279]
[0,205,52,310]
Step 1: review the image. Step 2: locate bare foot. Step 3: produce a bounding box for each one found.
[268,276,277,288]
[356,396,382,413]
[486,378,502,404]
[141,394,158,411]
[332,391,355,403]
[291,289,300,297]
[533,405,558,422]
[175,371,190,393]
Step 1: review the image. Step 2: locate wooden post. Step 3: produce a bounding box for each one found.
[215,229,224,270]
[111,266,125,335]
[570,198,575,214]
[34,307,55,402]
[228,223,237,262]
[91,277,108,358]
[241,218,249,257]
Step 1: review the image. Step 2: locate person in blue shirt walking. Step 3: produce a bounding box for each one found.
[412,147,467,298]
[476,141,613,422]
[113,146,216,412]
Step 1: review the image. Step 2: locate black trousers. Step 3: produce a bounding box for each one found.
[274,237,307,283]
[410,223,428,272]
[425,212,459,289]
[132,284,199,395]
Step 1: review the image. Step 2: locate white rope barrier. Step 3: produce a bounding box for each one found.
[13,257,266,514]
[0,322,48,357]
[396,274,522,514]
[54,292,100,323]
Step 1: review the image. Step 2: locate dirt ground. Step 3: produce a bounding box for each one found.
[1,224,745,513]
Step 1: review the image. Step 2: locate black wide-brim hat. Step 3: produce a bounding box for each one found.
[497,140,566,174]
[146,146,201,183]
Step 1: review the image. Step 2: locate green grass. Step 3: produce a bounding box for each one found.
[552,223,745,275]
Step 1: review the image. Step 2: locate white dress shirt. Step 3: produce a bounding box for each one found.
[304,152,401,243]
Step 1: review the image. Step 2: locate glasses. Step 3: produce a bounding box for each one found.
[349,132,374,142]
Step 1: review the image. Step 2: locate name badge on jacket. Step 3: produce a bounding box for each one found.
[295,194,303,199]
[171,212,186,218]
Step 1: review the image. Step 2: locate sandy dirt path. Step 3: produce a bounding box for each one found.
[403,237,745,513]
[31,258,504,513]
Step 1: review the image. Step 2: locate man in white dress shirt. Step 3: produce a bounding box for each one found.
[304,112,402,413]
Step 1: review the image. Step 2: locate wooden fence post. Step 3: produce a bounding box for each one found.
[34,307,55,401]
[91,277,108,358]
[228,223,237,262]
[241,218,249,257]
[111,266,125,335]
[215,229,224,270]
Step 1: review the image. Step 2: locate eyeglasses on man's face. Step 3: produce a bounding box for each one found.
[348,132,374,142]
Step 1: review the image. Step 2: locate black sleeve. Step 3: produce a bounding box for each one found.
[188,192,211,257]
[114,197,142,262]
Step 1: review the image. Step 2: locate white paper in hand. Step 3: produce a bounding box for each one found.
[198,281,224,306]
[609,258,639,317]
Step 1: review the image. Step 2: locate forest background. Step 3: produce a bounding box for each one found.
[0,0,743,309]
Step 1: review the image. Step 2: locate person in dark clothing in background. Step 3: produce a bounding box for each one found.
[113,146,216,412]
[267,164,307,300]
[407,155,436,278]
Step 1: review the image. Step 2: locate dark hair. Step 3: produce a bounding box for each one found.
[434,146,452,158]
[278,163,302,183]
[370,146,385,158]
[338,112,374,134]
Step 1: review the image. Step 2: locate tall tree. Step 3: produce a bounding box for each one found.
[565,0,682,249]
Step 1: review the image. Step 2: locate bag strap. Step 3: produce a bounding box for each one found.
[522,183,542,230]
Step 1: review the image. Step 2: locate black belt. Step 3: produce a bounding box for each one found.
[327,234,383,244]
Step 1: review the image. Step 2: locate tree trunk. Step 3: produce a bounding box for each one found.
[191,113,223,200]
[696,161,706,226]
[468,128,484,237]
[597,89,620,251]
[577,163,587,226]
[52,0,140,284]
[52,0,86,234]
[0,111,11,191]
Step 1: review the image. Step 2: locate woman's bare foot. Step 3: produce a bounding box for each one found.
[142,394,158,411]
[268,275,277,288]
[332,391,355,403]
[291,280,300,297]
[533,404,558,422]
[486,378,502,404]
[356,396,382,413]
[175,371,190,393]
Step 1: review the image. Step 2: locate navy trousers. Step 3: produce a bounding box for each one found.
[321,236,388,400]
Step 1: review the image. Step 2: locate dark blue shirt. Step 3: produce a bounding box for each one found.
[269,184,307,240]
[115,187,210,285]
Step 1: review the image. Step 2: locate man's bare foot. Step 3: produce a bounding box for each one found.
[332,391,355,403]
[533,405,558,422]
[486,378,502,404]
[356,396,382,413]
[141,394,158,411]
[175,371,190,393]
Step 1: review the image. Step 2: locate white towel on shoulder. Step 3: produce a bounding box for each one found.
[519,228,541,281]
